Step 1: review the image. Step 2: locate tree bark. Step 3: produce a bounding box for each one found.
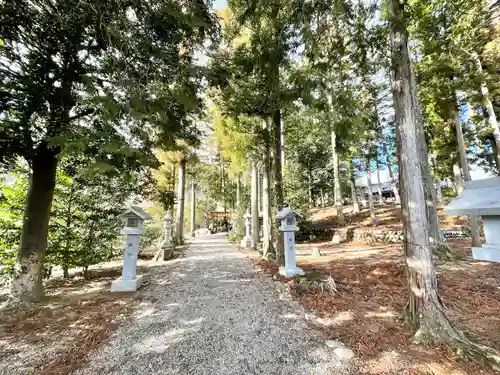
[472,52,500,175]
[234,173,244,237]
[62,180,75,279]
[190,182,196,238]
[308,169,313,207]
[375,152,384,204]
[251,160,260,250]
[273,110,285,266]
[389,2,500,367]
[10,143,58,302]
[418,143,449,257]
[365,152,378,224]
[348,160,360,213]
[262,136,274,259]
[331,131,345,225]
[454,104,481,247]
[176,158,186,245]
[453,163,464,193]
[385,145,401,204]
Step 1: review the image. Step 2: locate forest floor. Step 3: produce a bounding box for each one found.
[1,204,498,375]
[249,204,500,375]
[0,246,187,375]
[308,203,468,231]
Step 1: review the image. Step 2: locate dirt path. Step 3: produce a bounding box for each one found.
[77,233,348,375]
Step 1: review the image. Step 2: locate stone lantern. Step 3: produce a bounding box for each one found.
[277,206,304,277]
[161,209,174,260]
[111,206,152,292]
[240,209,252,248]
[444,177,500,262]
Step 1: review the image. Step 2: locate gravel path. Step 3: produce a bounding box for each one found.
[78,233,348,375]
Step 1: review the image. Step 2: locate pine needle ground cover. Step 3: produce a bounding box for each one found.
[0,267,145,375]
[252,239,500,375]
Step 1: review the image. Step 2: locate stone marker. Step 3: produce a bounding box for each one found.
[277,207,304,277]
[444,177,500,262]
[111,206,152,292]
[240,209,252,248]
[161,209,174,260]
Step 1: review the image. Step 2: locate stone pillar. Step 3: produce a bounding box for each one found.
[162,209,174,260]
[277,207,304,277]
[111,230,144,292]
[251,161,259,249]
[240,210,252,248]
[176,158,186,245]
[190,183,196,238]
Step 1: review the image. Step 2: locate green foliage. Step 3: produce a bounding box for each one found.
[0,157,148,281]
[0,168,27,282]
[0,0,218,167]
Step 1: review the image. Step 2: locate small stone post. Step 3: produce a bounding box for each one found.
[277,207,304,277]
[240,209,252,248]
[162,209,174,260]
[112,207,152,292]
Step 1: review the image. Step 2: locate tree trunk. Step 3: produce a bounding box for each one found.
[348,160,360,213]
[454,104,481,247]
[251,160,260,250]
[62,179,75,279]
[331,131,345,225]
[262,137,274,259]
[176,158,186,245]
[385,147,401,204]
[10,143,58,302]
[365,153,378,224]
[234,174,244,237]
[273,110,285,266]
[420,155,449,258]
[280,113,286,181]
[320,188,325,208]
[257,169,262,217]
[453,163,464,193]
[435,182,443,203]
[308,170,313,207]
[375,153,384,204]
[472,52,500,175]
[190,182,196,238]
[389,2,500,367]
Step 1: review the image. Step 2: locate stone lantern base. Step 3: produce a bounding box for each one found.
[472,244,500,263]
[111,275,144,292]
[279,266,305,278]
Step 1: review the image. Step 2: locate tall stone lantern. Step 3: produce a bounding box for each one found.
[111,206,152,292]
[277,207,304,277]
[240,209,252,248]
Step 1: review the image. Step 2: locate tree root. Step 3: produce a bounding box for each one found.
[413,327,500,372]
[411,291,500,372]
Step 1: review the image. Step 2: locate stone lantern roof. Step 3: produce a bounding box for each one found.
[444,177,500,217]
[118,206,153,221]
